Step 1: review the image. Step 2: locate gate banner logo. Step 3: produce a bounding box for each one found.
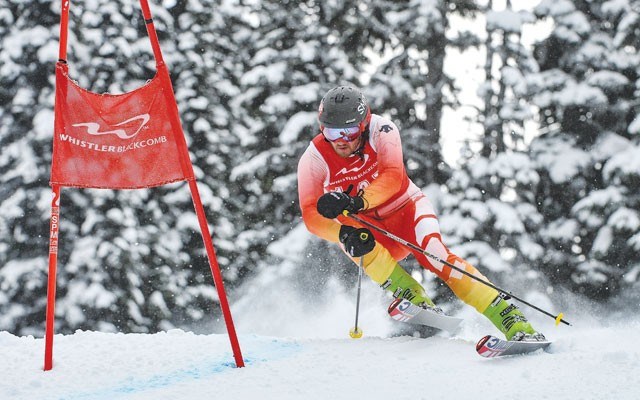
[72,113,150,139]
[51,64,193,189]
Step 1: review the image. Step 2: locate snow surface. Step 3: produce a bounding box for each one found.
[2,296,639,400]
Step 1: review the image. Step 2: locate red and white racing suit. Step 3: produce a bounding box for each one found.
[297,114,499,313]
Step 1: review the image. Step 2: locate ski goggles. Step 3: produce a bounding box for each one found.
[321,126,362,142]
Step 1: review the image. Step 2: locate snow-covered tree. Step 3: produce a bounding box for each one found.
[0,0,65,335]
[436,1,546,303]
[0,0,255,335]
[527,0,640,298]
[367,0,480,187]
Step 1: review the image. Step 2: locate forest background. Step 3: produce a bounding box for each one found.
[1,0,639,337]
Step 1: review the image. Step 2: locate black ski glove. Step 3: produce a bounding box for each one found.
[317,191,365,219]
[339,225,375,257]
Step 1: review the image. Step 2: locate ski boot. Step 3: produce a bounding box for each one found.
[381,264,442,313]
[483,294,545,341]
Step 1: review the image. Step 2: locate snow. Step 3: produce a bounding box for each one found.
[586,70,629,92]
[608,208,640,231]
[593,132,631,161]
[557,82,607,107]
[603,145,640,182]
[175,211,201,232]
[592,225,613,255]
[573,187,624,214]
[557,11,592,36]
[229,149,276,180]
[517,237,545,260]
[262,92,293,114]
[33,109,55,141]
[629,233,640,252]
[624,264,640,282]
[534,0,575,16]
[450,241,512,272]
[487,200,526,234]
[2,308,639,400]
[500,66,527,96]
[486,10,528,33]
[241,62,288,86]
[628,115,640,135]
[0,8,13,26]
[279,111,316,144]
[545,149,583,182]
[576,260,610,284]
[488,152,536,182]
[602,0,631,16]
[615,13,640,48]
[553,25,582,44]
[541,218,578,241]
[267,222,311,259]
[289,82,322,104]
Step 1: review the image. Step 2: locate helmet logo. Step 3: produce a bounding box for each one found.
[357,98,367,115]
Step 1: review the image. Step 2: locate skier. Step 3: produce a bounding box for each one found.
[297,86,545,341]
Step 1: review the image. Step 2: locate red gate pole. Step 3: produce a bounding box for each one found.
[138,0,244,367]
[45,0,70,371]
[58,0,69,63]
[44,185,62,371]
[188,181,245,367]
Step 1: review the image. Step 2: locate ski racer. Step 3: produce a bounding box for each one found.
[297,85,545,341]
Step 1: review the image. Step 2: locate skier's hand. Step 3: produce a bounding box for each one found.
[339,225,375,257]
[316,191,365,219]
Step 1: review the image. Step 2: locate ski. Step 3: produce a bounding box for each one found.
[387,298,463,333]
[475,335,551,358]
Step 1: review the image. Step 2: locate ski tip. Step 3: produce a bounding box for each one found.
[475,335,491,352]
[387,298,403,314]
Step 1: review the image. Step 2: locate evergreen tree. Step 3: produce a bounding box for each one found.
[227,0,367,287]
[528,0,640,299]
[366,0,480,187]
[437,1,545,301]
[46,0,204,334]
[0,0,252,335]
[0,0,65,335]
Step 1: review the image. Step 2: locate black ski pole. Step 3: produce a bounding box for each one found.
[349,256,365,338]
[345,212,572,326]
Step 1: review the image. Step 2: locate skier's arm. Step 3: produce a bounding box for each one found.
[298,147,342,243]
[361,123,406,209]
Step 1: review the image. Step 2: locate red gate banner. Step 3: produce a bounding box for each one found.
[51,64,193,189]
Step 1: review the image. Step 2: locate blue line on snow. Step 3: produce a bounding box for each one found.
[58,339,302,400]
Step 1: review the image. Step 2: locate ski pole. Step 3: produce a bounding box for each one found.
[349,256,365,338]
[345,212,572,327]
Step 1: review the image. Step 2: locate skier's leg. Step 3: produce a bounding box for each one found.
[352,243,434,308]
[398,196,540,340]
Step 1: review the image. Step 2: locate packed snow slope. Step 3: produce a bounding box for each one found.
[2,296,639,400]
